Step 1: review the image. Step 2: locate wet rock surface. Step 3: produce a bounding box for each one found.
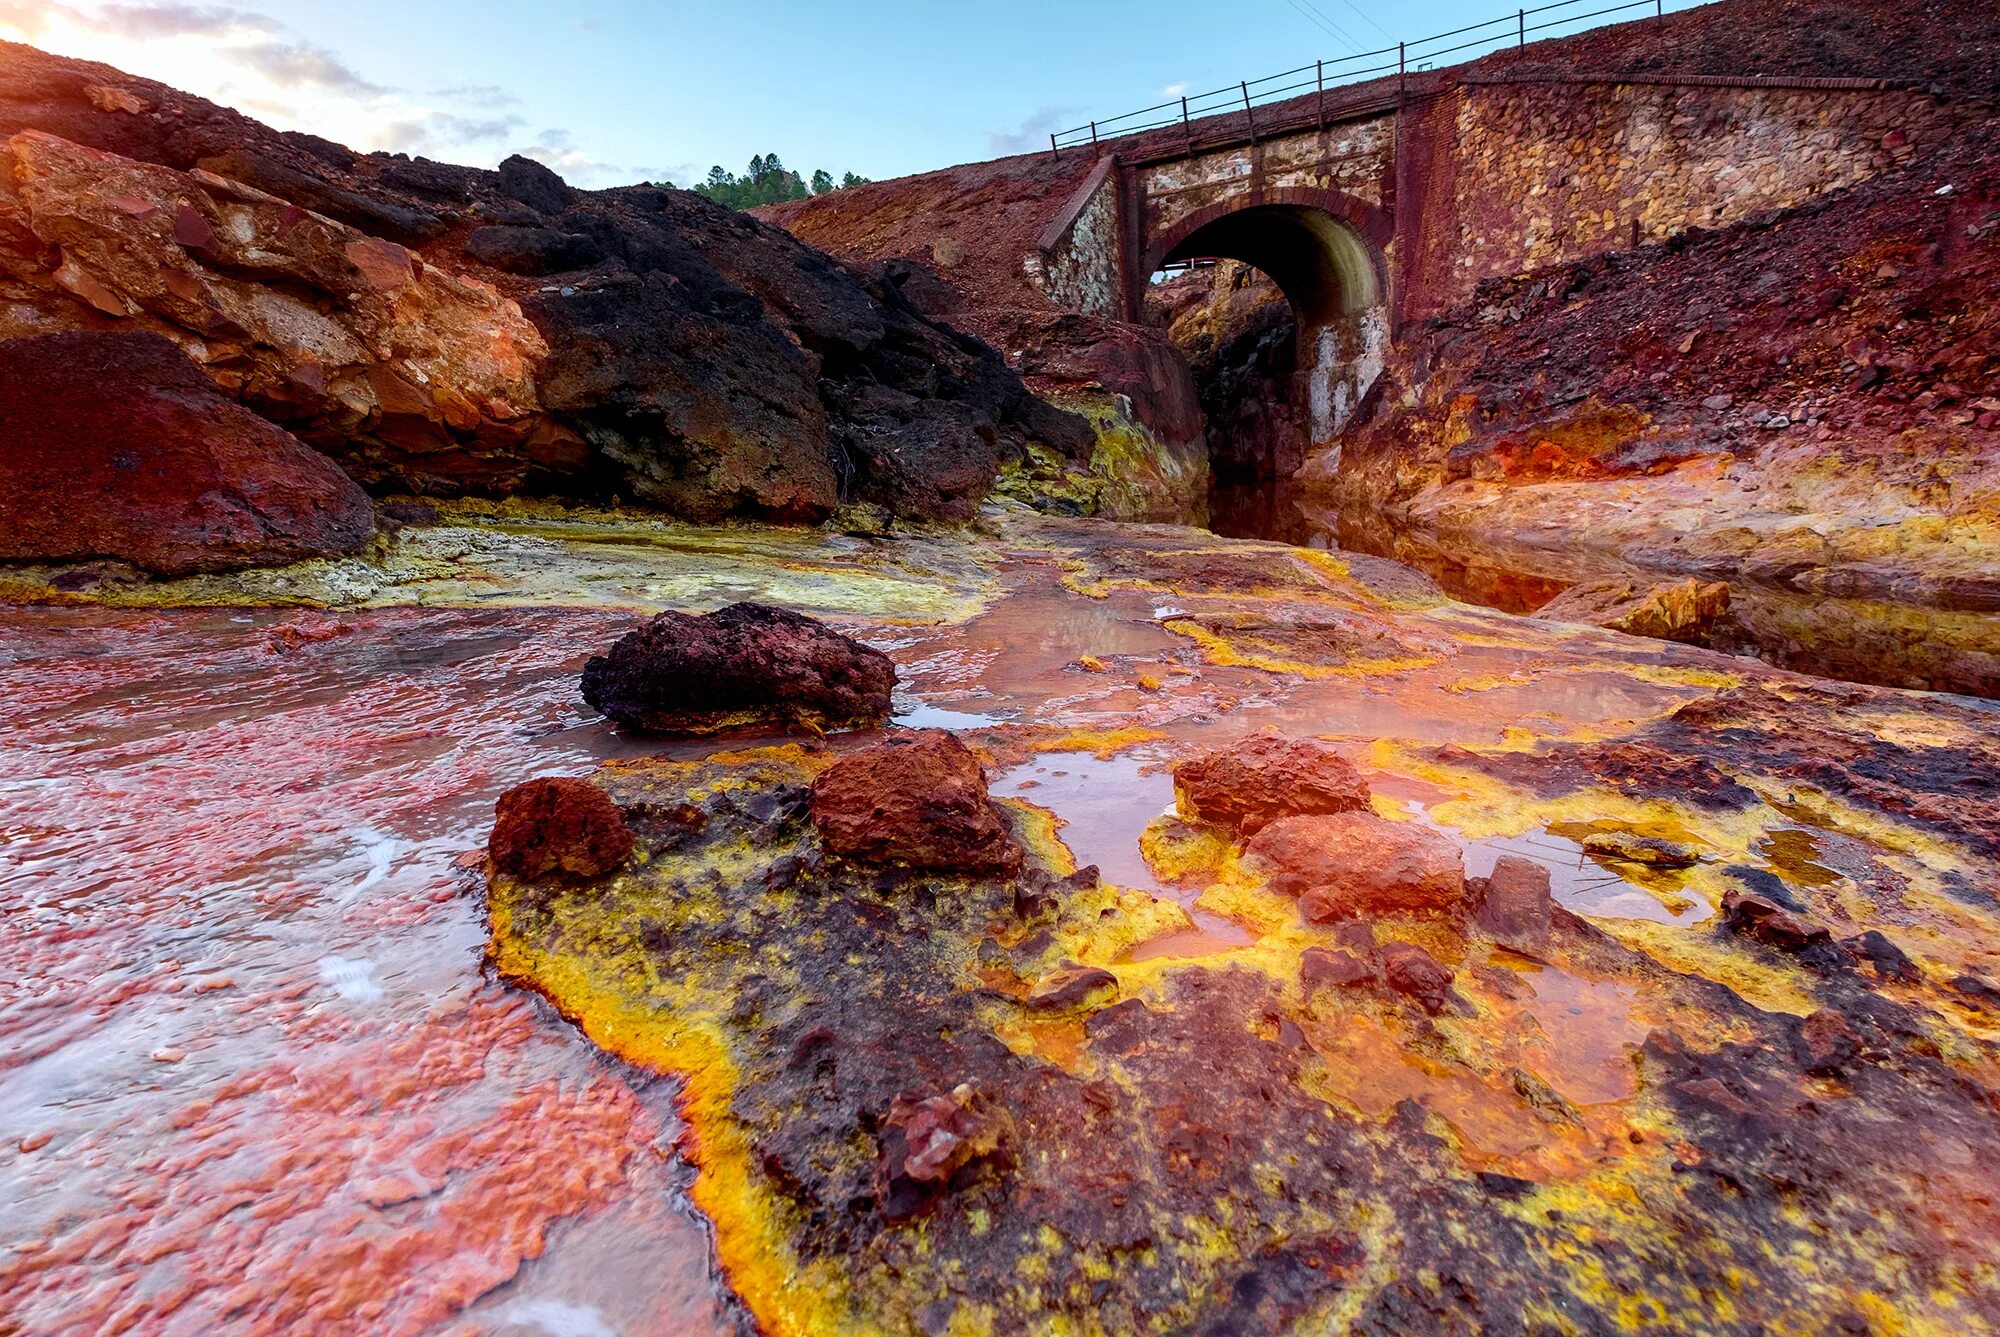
[580,601,895,735]
[489,705,2000,1335]
[11,512,2000,1334]
[0,331,375,574]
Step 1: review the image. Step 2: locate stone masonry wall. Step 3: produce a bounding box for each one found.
[1435,79,1964,311]
[1028,163,1123,319]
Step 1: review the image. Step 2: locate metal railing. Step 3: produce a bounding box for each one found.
[1049,0,1701,154]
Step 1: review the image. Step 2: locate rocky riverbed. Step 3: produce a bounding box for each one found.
[7,506,1999,1333]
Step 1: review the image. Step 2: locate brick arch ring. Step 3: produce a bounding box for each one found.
[1142,186,1393,289]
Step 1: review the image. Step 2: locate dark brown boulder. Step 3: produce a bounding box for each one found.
[581,602,896,735]
[1173,735,1371,835]
[488,776,634,881]
[1299,947,1375,997]
[810,729,1022,875]
[0,331,374,575]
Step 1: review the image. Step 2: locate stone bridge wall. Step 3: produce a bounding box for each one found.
[1411,76,1967,317]
[1136,118,1396,250]
[1024,156,1123,319]
[1030,76,1967,330]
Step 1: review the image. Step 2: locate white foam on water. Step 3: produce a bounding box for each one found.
[316,955,384,1004]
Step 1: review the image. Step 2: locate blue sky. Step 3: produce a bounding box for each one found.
[0,0,1619,187]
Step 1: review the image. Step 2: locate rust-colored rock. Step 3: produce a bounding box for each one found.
[1533,577,1733,645]
[1720,890,1833,951]
[1471,854,1553,953]
[1299,947,1375,997]
[1795,1009,1862,1075]
[580,602,896,736]
[0,331,374,575]
[1248,812,1466,920]
[1172,735,1371,835]
[1376,943,1457,1015]
[811,729,1023,875]
[0,44,1091,521]
[878,1082,1012,1220]
[488,776,634,881]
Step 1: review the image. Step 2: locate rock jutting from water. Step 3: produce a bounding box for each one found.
[580,601,897,735]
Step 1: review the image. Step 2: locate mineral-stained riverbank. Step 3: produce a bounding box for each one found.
[5,507,2000,1333]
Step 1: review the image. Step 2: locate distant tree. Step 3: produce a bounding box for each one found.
[673,153,871,209]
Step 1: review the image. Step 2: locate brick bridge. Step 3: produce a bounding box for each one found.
[1024,70,1956,442]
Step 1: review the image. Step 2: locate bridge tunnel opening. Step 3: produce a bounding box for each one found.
[1144,203,1388,544]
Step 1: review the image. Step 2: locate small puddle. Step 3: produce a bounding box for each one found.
[990,748,1177,894]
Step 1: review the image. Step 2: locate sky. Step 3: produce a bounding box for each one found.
[0,0,1634,188]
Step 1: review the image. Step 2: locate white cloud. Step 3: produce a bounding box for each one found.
[0,1,641,185]
[1161,81,1188,98]
[986,104,1081,157]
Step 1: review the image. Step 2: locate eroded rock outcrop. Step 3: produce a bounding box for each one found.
[1306,115,2000,694]
[0,42,1091,525]
[580,602,895,735]
[1533,576,1733,645]
[0,330,374,574]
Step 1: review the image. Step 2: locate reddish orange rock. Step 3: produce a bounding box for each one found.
[1172,735,1371,835]
[1247,812,1466,921]
[811,729,1023,875]
[488,776,634,881]
[0,331,375,575]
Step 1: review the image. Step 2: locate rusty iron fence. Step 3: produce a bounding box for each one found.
[1048,0,1703,155]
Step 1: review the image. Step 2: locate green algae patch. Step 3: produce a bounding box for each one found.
[488,739,2000,1335]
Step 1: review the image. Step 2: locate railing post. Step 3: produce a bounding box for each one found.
[1181,95,1194,156]
[1315,59,1326,131]
[1241,81,1257,143]
[1090,121,1099,146]
[1655,0,1663,18]
[1518,8,1525,45]
[1049,132,1060,161]
[1398,42,1406,99]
